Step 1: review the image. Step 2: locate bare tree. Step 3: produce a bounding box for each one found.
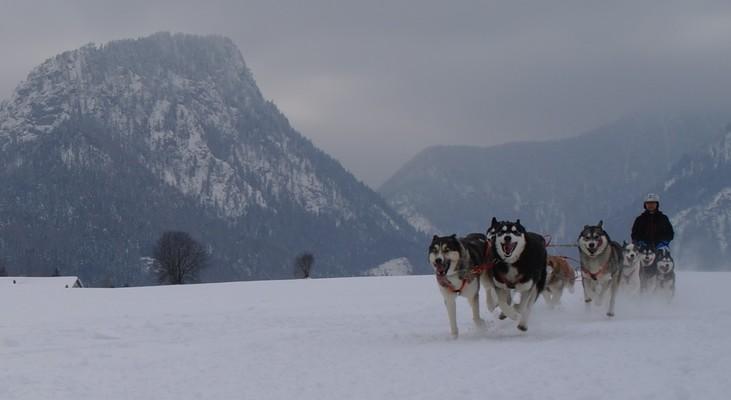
[294,252,314,279]
[153,231,208,285]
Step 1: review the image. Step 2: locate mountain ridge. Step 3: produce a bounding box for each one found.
[0,32,425,285]
[380,111,729,268]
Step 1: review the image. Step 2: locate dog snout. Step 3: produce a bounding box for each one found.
[504,235,512,243]
[435,257,444,265]
[588,242,595,249]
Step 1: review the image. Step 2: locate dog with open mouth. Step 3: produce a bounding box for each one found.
[577,221,622,317]
[654,248,676,302]
[428,233,489,338]
[484,218,546,332]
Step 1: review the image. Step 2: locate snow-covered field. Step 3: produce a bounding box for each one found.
[2,272,730,400]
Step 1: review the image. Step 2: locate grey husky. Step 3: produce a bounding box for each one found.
[654,248,676,302]
[577,221,622,317]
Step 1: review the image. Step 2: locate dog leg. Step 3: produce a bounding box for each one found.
[443,293,459,338]
[553,285,564,307]
[542,290,553,308]
[496,288,520,321]
[606,273,620,318]
[481,275,499,312]
[517,286,537,332]
[583,278,593,312]
[469,291,486,327]
[499,293,514,319]
[595,280,610,307]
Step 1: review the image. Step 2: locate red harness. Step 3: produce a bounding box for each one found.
[581,259,609,281]
[435,241,496,293]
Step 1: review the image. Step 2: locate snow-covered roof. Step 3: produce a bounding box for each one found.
[365,257,414,276]
[1,276,83,288]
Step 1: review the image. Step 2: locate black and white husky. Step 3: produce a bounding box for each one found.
[428,233,488,338]
[638,245,658,294]
[484,218,547,332]
[577,221,622,317]
[654,248,676,302]
[619,241,641,297]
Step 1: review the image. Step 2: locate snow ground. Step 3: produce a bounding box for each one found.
[1,272,730,400]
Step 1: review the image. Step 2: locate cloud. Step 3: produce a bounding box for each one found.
[2,0,731,186]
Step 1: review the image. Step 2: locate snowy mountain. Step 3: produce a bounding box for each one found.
[2,272,729,399]
[661,127,731,269]
[0,33,424,285]
[380,113,727,259]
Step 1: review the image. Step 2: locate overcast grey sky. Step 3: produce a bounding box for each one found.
[2,0,731,187]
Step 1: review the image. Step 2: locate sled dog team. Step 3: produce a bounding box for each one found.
[429,218,676,338]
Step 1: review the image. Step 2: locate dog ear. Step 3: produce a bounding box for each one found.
[450,234,457,238]
[623,240,627,246]
[432,235,439,241]
[598,220,603,228]
[516,219,521,225]
[491,217,498,226]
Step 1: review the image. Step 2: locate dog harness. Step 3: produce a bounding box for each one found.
[492,269,525,289]
[435,241,497,294]
[581,259,609,281]
[436,273,474,293]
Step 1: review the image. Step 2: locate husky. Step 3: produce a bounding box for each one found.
[654,248,676,302]
[619,241,641,297]
[638,245,658,294]
[429,233,488,338]
[543,255,576,308]
[483,218,547,332]
[577,221,622,317]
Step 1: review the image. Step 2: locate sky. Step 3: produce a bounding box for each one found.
[2,0,731,187]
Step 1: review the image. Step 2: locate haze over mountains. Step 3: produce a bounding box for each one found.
[663,126,731,269]
[0,32,728,286]
[0,33,423,285]
[380,112,731,269]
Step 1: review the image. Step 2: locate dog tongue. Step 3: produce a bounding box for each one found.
[435,260,448,275]
[502,242,517,255]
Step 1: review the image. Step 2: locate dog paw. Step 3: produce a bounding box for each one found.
[450,332,459,340]
[498,312,507,320]
[517,324,528,332]
[474,318,487,327]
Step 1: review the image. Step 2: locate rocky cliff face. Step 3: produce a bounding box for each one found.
[0,33,424,285]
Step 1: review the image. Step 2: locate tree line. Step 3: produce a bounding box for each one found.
[0,231,315,286]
